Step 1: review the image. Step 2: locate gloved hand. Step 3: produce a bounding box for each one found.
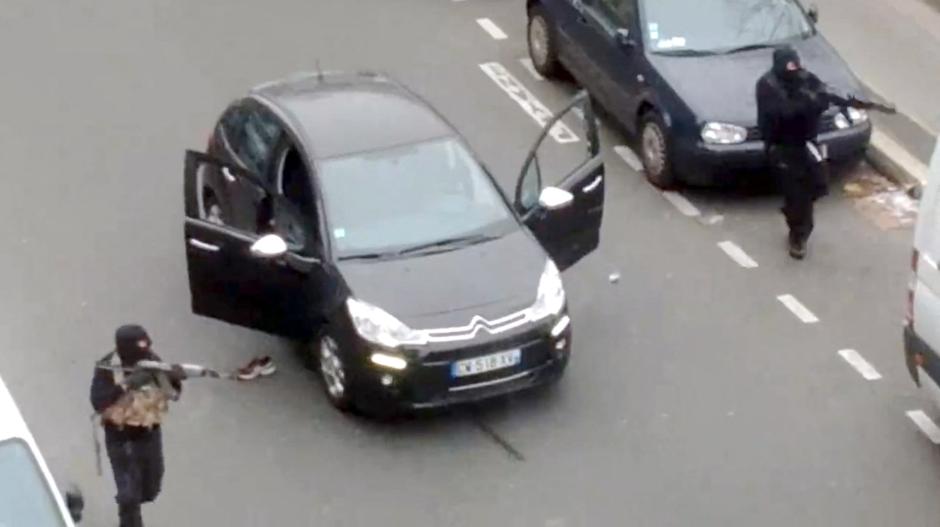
[123,370,154,390]
[169,364,187,383]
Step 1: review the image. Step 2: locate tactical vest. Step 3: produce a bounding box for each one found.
[99,353,177,429]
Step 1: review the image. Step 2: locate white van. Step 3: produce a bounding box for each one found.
[905,139,940,408]
[0,374,83,526]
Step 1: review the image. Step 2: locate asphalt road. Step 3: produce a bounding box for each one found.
[1,1,939,525]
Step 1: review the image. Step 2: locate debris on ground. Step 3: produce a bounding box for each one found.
[842,166,919,230]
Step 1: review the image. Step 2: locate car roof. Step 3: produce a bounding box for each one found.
[250,71,456,160]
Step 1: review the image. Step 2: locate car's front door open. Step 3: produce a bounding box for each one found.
[514,91,605,271]
[184,150,317,337]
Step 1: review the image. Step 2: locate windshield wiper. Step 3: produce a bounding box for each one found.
[654,48,719,57]
[339,251,395,261]
[396,233,500,256]
[722,43,775,55]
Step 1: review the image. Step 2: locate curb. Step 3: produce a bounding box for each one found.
[866,129,929,197]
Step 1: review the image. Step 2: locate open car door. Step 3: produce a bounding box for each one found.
[514,91,605,271]
[183,150,317,337]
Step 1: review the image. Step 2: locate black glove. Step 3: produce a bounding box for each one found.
[169,364,187,383]
[123,370,153,390]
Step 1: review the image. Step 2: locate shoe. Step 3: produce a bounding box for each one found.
[236,358,262,381]
[257,356,277,377]
[788,236,806,260]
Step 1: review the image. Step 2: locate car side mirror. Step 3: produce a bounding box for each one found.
[64,485,84,523]
[808,4,819,23]
[250,234,288,259]
[615,28,636,49]
[538,187,574,210]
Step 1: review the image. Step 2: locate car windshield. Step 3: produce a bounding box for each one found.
[318,137,516,259]
[0,439,68,527]
[642,0,812,54]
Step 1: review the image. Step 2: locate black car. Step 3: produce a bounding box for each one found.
[184,72,605,413]
[527,0,872,187]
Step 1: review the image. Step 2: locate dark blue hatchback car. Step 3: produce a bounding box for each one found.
[527,0,872,187]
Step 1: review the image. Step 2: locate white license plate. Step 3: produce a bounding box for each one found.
[451,349,521,378]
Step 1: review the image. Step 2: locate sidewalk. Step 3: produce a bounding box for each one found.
[815,0,938,186]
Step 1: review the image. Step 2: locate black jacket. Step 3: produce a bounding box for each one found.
[756,70,830,147]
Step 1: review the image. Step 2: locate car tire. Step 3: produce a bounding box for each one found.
[527,6,562,78]
[639,112,677,189]
[310,332,353,412]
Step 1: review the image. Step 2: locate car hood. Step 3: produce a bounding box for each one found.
[649,35,864,125]
[336,229,547,329]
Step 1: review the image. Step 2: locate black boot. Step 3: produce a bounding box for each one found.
[788,233,806,260]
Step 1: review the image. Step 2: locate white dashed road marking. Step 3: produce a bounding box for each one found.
[476,18,508,40]
[478,62,579,144]
[907,410,940,444]
[519,58,544,81]
[661,191,701,217]
[717,241,759,269]
[837,349,882,380]
[776,294,819,324]
[614,145,643,172]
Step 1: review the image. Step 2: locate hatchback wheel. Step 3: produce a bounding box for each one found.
[314,334,352,411]
[527,7,562,78]
[640,112,676,189]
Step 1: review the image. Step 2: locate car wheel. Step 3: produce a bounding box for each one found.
[313,333,353,412]
[639,112,676,189]
[528,6,562,78]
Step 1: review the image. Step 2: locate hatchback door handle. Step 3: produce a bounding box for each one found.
[583,176,603,193]
[188,238,220,252]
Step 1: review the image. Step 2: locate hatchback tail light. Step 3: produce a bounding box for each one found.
[907,249,920,327]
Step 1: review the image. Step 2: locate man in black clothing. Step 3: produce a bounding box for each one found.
[756,47,833,259]
[90,325,183,527]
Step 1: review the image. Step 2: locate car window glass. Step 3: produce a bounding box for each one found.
[599,0,637,26]
[238,108,281,175]
[641,0,811,53]
[275,146,317,250]
[318,138,515,258]
[0,439,68,527]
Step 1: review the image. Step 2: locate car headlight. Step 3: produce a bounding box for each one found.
[701,122,747,145]
[833,112,851,130]
[346,298,427,348]
[530,260,566,321]
[847,107,869,125]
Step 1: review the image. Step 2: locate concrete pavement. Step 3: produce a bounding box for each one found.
[0,1,938,525]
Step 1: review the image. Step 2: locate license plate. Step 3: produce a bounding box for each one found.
[451,349,521,378]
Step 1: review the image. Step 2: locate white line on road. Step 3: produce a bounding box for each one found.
[907,410,940,444]
[837,349,882,380]
[717,241,759,269]
[476,18,508,40]
[613,145,643,172]
[776,294,819,324]
[478,62,579,144]
[661,191,701,217]
[519,58,544,81]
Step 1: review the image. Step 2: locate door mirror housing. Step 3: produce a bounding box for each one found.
[250,234,289,259]
[807,4,819,23]
[615,28,636,49]
[538,187,574,210]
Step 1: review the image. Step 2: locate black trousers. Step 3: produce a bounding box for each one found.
[106,427,164,527]
[769,145,827,242]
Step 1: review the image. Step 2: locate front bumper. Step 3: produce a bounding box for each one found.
[672,123,872,185]
[348,316,572,412]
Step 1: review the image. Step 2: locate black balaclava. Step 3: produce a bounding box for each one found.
[115,324,151,365]
[773,46,802,86]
